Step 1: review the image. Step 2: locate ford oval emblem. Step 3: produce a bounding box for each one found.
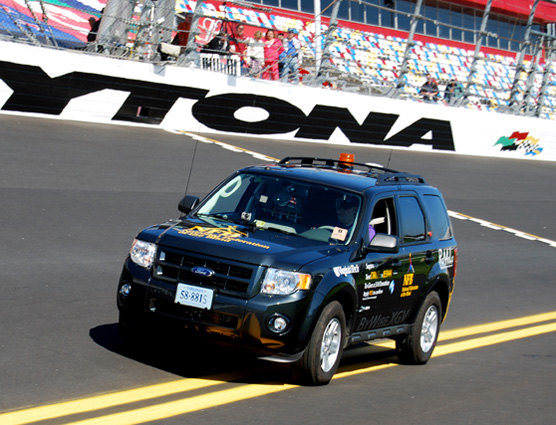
[191,266,215,278]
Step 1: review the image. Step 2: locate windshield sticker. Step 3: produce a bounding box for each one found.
[333,264,360,277]
[178,225,270,249]
[331,227,348,241]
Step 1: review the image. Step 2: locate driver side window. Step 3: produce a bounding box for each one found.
[370,198,398,237]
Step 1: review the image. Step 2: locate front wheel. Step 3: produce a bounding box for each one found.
[396,291,442,365]
[293,301,346,386]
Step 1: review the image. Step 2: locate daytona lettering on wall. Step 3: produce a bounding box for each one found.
[0,61,455,151]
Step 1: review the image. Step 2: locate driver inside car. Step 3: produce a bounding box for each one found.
[335,196,358,228]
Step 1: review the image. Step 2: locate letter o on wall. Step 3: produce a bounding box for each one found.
[192,93,304,134]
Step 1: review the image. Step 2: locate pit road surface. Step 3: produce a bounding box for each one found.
[1,114,555,425]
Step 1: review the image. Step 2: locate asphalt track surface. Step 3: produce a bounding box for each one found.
[1,114,555,425]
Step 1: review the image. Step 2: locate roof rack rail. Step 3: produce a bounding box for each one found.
[276,157,426,185]
[278,156,398,173]
[377,173,427,185]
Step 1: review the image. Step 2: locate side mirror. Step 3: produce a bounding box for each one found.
[178,195,200,214]
[366,233,399,253]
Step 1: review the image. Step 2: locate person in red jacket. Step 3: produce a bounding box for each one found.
[229,24,248,74]
[263,29,283,80]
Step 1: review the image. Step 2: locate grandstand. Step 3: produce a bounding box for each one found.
[1,0,556,119]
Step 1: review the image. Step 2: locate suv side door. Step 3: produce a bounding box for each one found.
[354,191,434,333]
[394,192,436,314]
[353,195,409,333]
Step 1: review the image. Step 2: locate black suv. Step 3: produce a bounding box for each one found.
[117,155,457,385]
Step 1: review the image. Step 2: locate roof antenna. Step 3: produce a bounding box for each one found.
[184,136,200,196]
[386,149,394,169]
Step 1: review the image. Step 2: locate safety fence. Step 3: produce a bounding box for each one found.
[1,0,556,120]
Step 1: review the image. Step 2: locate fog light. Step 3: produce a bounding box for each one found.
[119,283,131,297]
[268,315,289,334]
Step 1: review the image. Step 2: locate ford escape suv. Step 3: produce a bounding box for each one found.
[117,154,457,385]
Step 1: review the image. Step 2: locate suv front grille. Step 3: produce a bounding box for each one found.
[154,248,254,295]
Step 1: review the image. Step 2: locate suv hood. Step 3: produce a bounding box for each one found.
[138,218,345,271]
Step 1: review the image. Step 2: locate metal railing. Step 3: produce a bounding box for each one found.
[1,0,556,120]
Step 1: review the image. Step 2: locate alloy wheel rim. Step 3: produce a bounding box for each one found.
[420,305,439,353]
[320,318,341,372]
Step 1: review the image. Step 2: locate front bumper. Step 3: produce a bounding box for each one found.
[117,261,317,359]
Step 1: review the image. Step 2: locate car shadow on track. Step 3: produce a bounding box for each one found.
[89,323,399,385]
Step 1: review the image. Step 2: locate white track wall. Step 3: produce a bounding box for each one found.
[0,41,554,161]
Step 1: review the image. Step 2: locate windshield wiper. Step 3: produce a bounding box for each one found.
[260,226,296,236]
[197,213,239,225]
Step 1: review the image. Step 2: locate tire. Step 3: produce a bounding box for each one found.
[293,301,346,386]
[396,291,442,365]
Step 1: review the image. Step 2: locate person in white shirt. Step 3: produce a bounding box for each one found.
[246,30,265,78]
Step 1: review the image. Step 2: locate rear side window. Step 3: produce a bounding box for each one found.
[398,196,426,244]
[423,194,453,240]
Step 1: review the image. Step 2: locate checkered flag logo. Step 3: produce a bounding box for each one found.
[494,132,543,156]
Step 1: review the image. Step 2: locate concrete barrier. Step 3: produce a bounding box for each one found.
[0,40,553,161]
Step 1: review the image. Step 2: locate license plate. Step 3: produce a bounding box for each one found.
[174,283,214,310]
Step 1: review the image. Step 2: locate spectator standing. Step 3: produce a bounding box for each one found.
[246,30,264,78]
[229,24,248,73]
[87,9,103,43]
[420,73,440,102]
[263,29,283,80]
[281,28,301,83]
[173,13,193,47]
[277,32,286,78]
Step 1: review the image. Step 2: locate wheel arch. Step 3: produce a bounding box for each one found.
[319,282,357,343]
[430,277,451,322]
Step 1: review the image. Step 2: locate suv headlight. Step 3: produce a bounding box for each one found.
[129,239,157,269]
[261,268,312,295]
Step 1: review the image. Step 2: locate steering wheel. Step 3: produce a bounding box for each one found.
[317,226,335,231]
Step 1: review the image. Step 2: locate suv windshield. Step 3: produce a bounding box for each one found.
[196,172,362,245]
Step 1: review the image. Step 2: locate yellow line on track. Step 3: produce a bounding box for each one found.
[0,379,222,425]
[49,384,296,425]
[62,320,556,425]
[177,131,279,162]
[3,134,552,425]
[335,319,556,379]
[3,311,556,425]
[433,321,556,357]
[439,311,556,341]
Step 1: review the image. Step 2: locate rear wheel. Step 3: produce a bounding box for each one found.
[396,291,441,365]
[293,301,346,386]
